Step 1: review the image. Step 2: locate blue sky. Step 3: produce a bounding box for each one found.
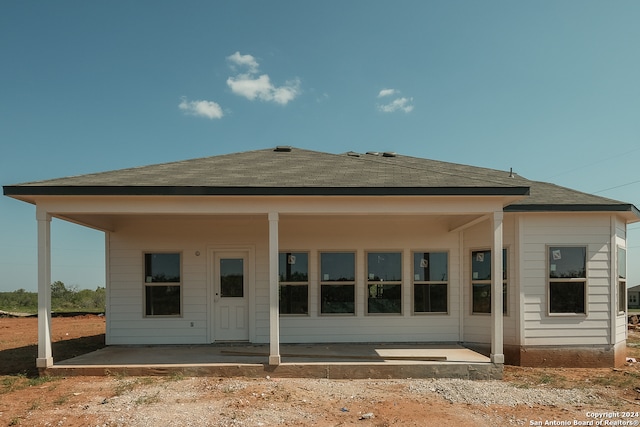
[1,1,639,292]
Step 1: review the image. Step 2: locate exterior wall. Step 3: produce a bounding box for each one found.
[520,213,612,346]
[107,216,267,345]
[515,213,624,367]
[105,210,628,368]
[614,217,628,365]
[277,216,462,343]
[461,215,517,346]
[106,215,466,345]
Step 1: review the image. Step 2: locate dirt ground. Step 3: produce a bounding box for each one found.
[3,315,640,426]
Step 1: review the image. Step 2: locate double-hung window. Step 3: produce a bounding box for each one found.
[278,252,309,315]
[471,249,507,314]
[618,247,627,314]
[548,246,587,314]
[413,252,448,313]
[144,253,181,317]
[320,252,355,315]
[367,252,402,314]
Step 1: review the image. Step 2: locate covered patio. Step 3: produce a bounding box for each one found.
[47,342,500,379]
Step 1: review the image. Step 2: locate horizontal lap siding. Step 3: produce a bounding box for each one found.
[279,316,459,343]
[107,217,266,345]
[615,218,628,346]
[107,215,503,345]
[521,214,613,346]
[257,216,462,343]
[106,212,626,348]
[462,215,517,344]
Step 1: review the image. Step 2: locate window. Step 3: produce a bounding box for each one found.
[144,253,181,316]
[618,247,627,314]
[471,249,507,314]
[320,252,355,315]
[367,252,402,314]
[548,246,586,314]
[413,252,448,313]
[279,252,309,315]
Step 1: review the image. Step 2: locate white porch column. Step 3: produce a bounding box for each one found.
[268,212,281,365]
[491,210,505,364]
[36,206,53,368]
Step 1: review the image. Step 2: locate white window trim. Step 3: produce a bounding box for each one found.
[546,245,588,317]
[411,250,449,315]
[143,251,183,318]
[618,246,627,315]
[278,251,310,317]
[319,251,356,317]
[365,250,403,316]
[470,248,508,316]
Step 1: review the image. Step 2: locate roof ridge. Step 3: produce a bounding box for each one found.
[349,151,528,187]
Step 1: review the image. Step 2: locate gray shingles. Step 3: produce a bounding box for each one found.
[4,147,637,213]
[10,147,524,188]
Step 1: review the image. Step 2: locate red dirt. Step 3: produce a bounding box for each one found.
[2,315,640,426]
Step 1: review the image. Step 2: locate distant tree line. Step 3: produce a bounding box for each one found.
[0,281,105,313]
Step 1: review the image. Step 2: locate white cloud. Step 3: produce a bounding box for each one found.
[226,52,300,105]
[377,96,414,113]
[227,51,259,73]
[378,88,397,98]
[179,97,224,119]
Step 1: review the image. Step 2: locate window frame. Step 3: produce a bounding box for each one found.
[278,251,309,316]
[366,251,403,316]
[412,250,449,315]
[143,251,183,318]
[618,246,627,315]
[547,245,588,316]
[319,251,356,316]
[470,248,508,315]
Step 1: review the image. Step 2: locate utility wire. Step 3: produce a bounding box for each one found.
[593,179,640,194]
[546,146,640,180]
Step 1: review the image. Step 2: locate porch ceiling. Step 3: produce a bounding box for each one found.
[52,212,487,233]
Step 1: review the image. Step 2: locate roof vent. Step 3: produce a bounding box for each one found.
[274,146,292,152]
[382,152,397,157]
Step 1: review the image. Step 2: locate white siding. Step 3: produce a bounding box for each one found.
[107,215,465,345]
[461,215,517,345]
[105,211,627,349]
[519,213,615,346]
[274,216,462,343]
[107,216,267,345]
[614,217,628,346]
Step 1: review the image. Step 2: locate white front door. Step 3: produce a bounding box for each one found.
[214,252,249,341]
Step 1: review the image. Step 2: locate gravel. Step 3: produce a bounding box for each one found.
[78,377,605,426]
[408,378,600,407]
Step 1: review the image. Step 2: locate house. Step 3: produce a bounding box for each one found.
[628,284,640,310]
[3,146,639,370]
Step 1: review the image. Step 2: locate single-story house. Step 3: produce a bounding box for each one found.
[3,146,639,369]
[628,284,640,310]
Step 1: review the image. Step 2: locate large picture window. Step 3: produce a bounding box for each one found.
[144,253,181,316]
[279,252,309,315]
[413,252,448,313]
[367,252,402,314]
[471,249,507,314]
[618,247,627,314]
[548,246,587,314]
[320,252,355,315]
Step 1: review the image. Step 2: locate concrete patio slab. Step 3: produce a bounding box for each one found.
[46,343,502,379]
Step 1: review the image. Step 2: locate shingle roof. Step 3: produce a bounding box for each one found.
[3,146,639,216]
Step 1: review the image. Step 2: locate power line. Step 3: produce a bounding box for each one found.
[546,146,640,180]
[593,179,640,194]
